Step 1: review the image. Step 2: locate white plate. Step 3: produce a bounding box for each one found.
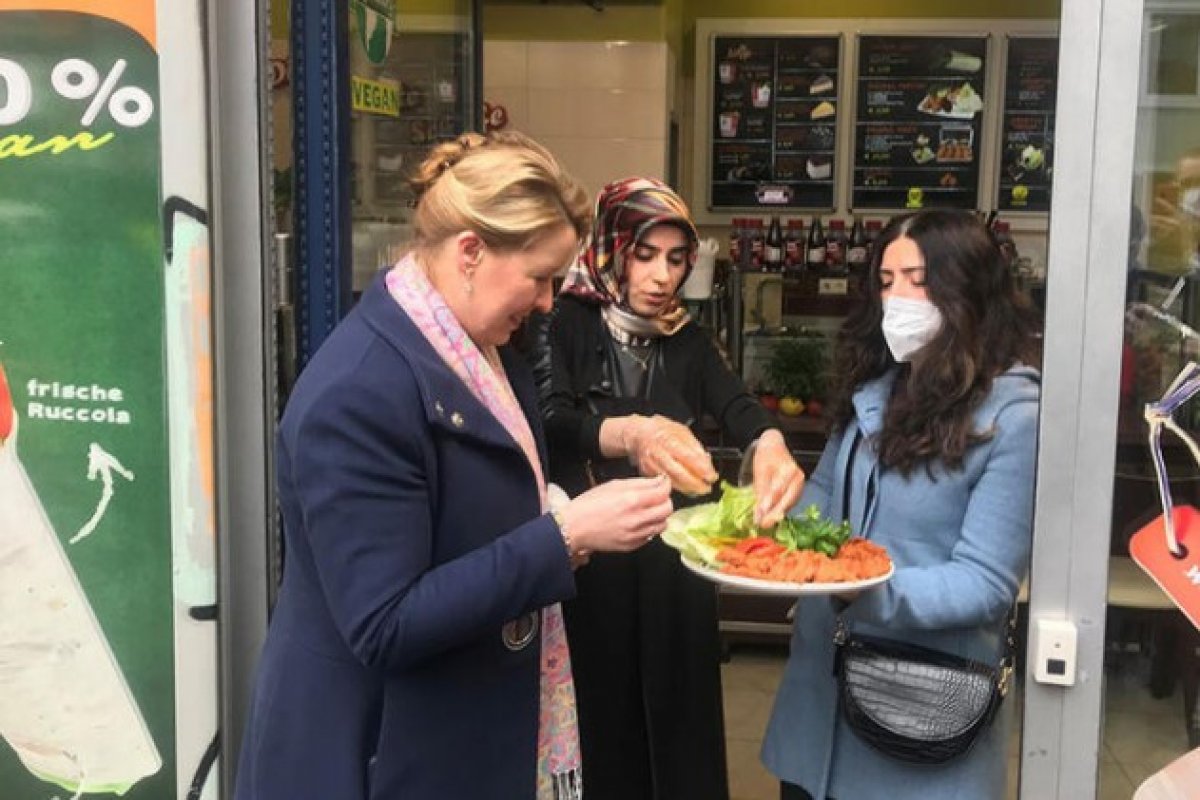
[681,555,894,596]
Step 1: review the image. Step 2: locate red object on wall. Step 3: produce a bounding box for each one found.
[0,363,13,442]
[483,101,509,133]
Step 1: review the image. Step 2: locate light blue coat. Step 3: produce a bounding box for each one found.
[762,366,1040,799]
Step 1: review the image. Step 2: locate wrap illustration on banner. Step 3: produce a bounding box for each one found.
[0,364,162,794]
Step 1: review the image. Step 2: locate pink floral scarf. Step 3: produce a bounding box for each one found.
[386,256,583,799]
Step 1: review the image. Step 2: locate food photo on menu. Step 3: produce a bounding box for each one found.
[1003,142,1050,184]
[930,45,984,74]
[937,126,975,163]
[917,81,983,119]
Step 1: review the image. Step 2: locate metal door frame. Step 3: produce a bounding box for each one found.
[206,0,276,794]
[1021,0,1145,796]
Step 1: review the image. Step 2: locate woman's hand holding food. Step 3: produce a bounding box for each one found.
[750,429,806,528]
[561,475,674,553]
[621,414,718,496]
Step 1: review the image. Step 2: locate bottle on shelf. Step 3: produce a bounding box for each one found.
[864,219,883,264]
[783,219,805,274]
[826,218,847,274]
[764,215,784,272]
[749,219,766,271]
[806,215,827,272]
[729,218,744,267]
[992,219,1018,272]
[846,215,869,275]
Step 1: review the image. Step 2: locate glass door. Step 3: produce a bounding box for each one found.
[349,4,477,295]
[290,0,480,366]
[1100,2,1200,796]
[1021,0,1200,797]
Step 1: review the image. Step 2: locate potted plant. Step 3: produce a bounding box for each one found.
[763,335,829,417]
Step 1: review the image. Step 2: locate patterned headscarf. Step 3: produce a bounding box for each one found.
[560,177,698,338]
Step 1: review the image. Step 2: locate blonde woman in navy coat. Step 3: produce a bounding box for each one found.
[234,132,675,800]
[762,209,1041,799]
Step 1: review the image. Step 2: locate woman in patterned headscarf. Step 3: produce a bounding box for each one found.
[529,177,805,800]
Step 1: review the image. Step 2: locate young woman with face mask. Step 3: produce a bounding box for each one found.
[761,208,1041,800]
[528,177,805,800]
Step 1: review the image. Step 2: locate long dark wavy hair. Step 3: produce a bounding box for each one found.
[828,209,1040,474]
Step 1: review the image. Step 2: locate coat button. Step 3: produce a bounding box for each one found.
[502,612,539,651]
[434,400,444,416]
[450,411,465,428]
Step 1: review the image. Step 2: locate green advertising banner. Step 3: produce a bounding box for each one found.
[0,3,182,797]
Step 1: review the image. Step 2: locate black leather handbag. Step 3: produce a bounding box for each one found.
[833,617,1014,765]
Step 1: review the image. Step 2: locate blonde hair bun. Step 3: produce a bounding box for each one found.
[411,130,591,253]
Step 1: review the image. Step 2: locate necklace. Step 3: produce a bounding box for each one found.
[620,342,653,371]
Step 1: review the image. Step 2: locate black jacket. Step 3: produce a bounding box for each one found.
[527,293,773,800]
[530,293,772,495]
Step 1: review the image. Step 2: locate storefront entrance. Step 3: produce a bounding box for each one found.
[264,1,1199,798]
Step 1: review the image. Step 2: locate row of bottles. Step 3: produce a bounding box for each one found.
[731,215,881,275]
[731,213,1024,277]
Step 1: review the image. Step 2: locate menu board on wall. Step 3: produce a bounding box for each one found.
[710,35,841,210]
[998,36,1058,212]
[852,35,988,210]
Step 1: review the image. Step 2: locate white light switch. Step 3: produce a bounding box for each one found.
[1032,618,1077,686]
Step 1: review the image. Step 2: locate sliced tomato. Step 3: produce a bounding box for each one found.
[735,536,784,557]
[0,363,12,442]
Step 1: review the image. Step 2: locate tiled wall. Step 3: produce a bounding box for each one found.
[483,40,671,200]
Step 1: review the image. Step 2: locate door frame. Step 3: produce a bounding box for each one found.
[206,0,277,794]
[1021,0,1144,796]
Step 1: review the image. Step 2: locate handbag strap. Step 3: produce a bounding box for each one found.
[841,428,875,532]
[996,606,1018,697]
[835,427,1018,697]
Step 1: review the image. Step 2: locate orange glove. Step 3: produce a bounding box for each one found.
[750,429,805,528]
[623,415,718,497]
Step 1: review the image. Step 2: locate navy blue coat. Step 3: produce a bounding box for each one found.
[235,273,577,800]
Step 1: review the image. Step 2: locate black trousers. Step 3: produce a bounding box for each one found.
[563,540,729,800]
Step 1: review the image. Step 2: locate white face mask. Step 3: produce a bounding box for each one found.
[882,296,943,362]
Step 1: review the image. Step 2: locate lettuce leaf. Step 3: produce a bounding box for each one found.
[661,483,850,567]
